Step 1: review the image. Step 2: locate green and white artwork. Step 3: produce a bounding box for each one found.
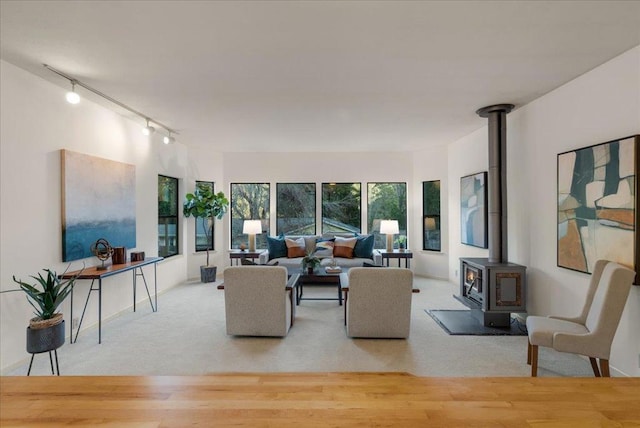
[557,135,638,274]
[61,150,136,262]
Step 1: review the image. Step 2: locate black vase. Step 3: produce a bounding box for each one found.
[26,320,65,354]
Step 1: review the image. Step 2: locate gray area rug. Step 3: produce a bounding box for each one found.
[426,309,528,336]
[5,275,593,377]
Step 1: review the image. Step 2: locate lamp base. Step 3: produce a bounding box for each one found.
[248,234,256,253]
[386,234,394,253]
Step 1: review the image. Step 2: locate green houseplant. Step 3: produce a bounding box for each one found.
[301,252,321,274]
[8,267,82,329]
[183,186,229,283]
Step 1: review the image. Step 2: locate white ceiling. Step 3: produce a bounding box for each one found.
[1,1,639,152]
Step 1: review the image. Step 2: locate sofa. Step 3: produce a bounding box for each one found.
[259,234,382,270]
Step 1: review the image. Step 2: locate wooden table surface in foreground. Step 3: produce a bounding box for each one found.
[2,373,639,427]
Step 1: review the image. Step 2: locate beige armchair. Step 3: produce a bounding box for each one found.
[526,260,635,377]
[224,266,298,337]
[343,267,414,338]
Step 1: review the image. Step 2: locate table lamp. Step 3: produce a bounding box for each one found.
[242,220,262,252]
[380,220,399,252]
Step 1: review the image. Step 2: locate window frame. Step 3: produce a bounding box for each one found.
[276,182,317,236]
[230,182,271,250]
[194,180,215,253]
[422,180,442,252]
[321,182,362,234]
[158,174,179,258]
[366,182,408,249]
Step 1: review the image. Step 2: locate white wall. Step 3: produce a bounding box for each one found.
[0,61,189,371]
[447,46,640,376]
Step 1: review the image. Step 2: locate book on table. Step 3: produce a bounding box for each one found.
[325,266,342,274]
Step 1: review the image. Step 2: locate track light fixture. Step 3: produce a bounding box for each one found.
[163,132,175,144]
[65,80,80,104]
[44,64,178,143]
[142,119,155,136]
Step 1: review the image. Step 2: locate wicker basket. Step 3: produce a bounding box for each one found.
[29,313,63,330]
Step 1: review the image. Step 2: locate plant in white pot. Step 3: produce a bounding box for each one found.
[183,186,229,283]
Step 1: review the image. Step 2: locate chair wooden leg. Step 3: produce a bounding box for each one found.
[527,340,532,365]
[530,344,538,377]
[600,359,610,377]
[589,357,601,377]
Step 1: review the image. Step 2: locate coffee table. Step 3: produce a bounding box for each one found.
[291,267,349,306]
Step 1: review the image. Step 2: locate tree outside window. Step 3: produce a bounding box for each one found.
[230,183,270,249]
[158,175,179,257]
[277,183,316,235]
[367,182,407,249]
[322,183,361,234]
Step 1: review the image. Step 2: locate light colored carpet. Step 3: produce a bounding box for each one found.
[7,275,592,377]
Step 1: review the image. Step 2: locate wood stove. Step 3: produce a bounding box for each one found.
[458,104,527,327]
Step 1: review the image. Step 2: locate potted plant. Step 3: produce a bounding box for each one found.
[3,266,82,358]
[301,252,321,274]
[397,235,407,252]
[183,186,229,283]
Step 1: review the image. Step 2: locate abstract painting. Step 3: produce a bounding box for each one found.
[557,135,638,274]
[61,150,136,262]
[460,172,487,248]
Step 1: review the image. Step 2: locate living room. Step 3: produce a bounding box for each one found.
[1,2,639,422]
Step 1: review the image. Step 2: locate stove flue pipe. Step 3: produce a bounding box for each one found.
[476,104,514,264]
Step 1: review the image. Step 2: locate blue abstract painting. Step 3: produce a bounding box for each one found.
[460,171,487,248]
[61,150,136,261]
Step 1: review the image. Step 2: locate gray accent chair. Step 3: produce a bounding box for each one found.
[224,266,298,337]
[343,267,414,338]
[526,260,635,377]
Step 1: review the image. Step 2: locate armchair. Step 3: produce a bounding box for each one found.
[343,267,414,338]
[223,266,298,337]
[526,260,635,376]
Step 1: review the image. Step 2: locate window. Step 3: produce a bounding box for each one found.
[195,181,214,252]
[158,175,179,257]
[423,180,441,251]
[321,183,361,234]
[367,182,407,249]
[277,183,316,235]
[230,183,270,249]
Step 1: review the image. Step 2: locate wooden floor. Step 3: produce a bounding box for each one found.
[2,373,639,427]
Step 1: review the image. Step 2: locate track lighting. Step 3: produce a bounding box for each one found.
[163,133,175,144]
[43,64,178,143]
[65,81,80,104]
[142,119,155,136]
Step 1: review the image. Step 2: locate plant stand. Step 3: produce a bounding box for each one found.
[26,320,65,376]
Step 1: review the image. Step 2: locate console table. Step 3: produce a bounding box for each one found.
[60,257,163,344]
[229,250,262,265]
[379,250,413,268]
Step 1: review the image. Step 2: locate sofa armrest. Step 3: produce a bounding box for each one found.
[372,249,382,266]
[259,250,270,265]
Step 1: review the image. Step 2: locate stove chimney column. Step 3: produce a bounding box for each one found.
[476,104,514,264]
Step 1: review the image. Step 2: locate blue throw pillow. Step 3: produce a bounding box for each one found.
[267,234,287,260]
[353,234,374,258]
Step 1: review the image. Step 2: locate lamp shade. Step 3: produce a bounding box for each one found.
[242,220,262,235]
[379,220,399,235]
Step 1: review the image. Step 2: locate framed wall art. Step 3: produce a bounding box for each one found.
[557,135,638,276]
[460,171,487,248]
[61,150,136,262]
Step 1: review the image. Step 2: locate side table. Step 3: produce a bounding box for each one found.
[229,250,262,265]
[379,250,413,268]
